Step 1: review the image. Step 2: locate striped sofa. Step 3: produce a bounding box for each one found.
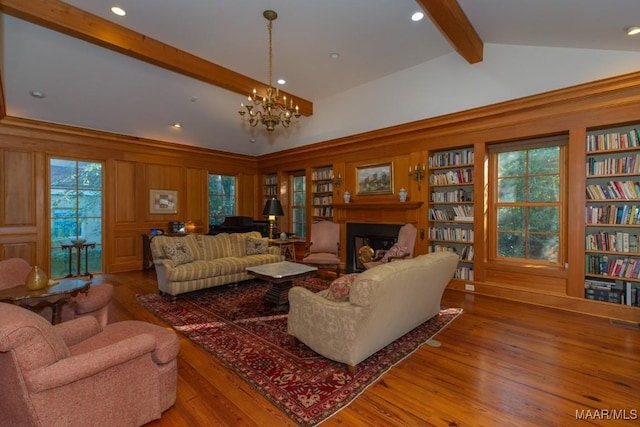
[150,231,284,298]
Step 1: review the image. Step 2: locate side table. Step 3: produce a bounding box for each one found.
[0,279,91,324]
[61,242,96,278]
[268,238,303,261]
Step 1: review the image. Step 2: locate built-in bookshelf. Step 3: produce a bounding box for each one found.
[264,173,278,199]
[584,124,640,307]
[427,148,474,281]
[311,165,334,220]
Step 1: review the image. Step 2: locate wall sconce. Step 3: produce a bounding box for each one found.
[408,164,426,191]
[332,173,342,193]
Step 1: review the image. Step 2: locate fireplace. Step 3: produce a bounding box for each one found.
[346,223,402,272]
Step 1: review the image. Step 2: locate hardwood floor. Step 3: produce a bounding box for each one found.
[99,270,640,426]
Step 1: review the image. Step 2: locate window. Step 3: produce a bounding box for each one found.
[291,173,306,237]
[208,174,236,226]
[50,159,103,277]
[489,137,566,265]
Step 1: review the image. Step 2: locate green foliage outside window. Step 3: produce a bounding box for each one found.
[292,175,306,237]
[50,159,103,277]
[208,174,236,226]
[496,146,561,263]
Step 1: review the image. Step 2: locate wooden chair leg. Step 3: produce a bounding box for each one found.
[348,364,357,375]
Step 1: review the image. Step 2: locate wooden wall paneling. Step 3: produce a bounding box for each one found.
[236,173,258,218]
[2,149,35,225]
[114,160,137,224]
[472,142,487,283]
[566,128,587,298]
[184,167,207,232]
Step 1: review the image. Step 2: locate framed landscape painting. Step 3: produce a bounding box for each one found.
[356,163,393,195]
[150,189,178,214]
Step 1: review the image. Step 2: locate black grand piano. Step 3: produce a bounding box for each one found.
[208,216,270,237]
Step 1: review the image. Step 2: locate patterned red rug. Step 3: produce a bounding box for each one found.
[137,277,462,426]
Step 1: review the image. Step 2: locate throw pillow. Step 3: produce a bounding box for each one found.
[325,273,359,302]
[381,244,408,263]
[162,239,194,266]
[246,236,269,255]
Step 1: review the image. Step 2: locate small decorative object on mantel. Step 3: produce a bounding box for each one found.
[25,265,49,291]
[398,188,408,202]
[343,191,351,203]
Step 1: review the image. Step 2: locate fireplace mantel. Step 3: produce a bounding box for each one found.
[333,201,423,224]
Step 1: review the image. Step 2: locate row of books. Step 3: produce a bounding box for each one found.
[429,207,475,221]
[428,227,474,243]
[429,169,473,186]
[312,206,333,217]
[585,204,640,225]
[313,182,333,193]
[585,254,640,278]
[584,279,639,306]
[428,150,474,168]
[586,129,639,152]
[430,188,473,203]
[454,267,474,281]
[586,155,640,177]
[311,168,333,181]
[312,195,333,205]
[585,180,640,200]
[265,175,277,185]
[585,231,640,253]
[428,244,474,262]
[265,186,278,196]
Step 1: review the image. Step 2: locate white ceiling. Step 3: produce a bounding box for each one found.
[2,0,640,156]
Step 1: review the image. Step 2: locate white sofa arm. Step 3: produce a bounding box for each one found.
[288,287,366,366]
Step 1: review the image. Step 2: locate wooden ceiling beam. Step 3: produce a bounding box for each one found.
[0,0,313,116]
[417,0,483,64]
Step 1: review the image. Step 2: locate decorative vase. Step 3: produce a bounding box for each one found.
[25,266,49,291]
[398,188,408,202]
[280,232,288,241]
[343,191,351,203]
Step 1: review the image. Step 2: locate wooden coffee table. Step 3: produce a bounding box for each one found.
[246,261,318,305]
[0,279,91,324]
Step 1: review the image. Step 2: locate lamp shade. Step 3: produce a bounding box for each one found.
[262,198,284,216]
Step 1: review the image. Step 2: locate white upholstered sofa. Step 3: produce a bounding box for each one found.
[150,232,284,298]
[287,251,459,373]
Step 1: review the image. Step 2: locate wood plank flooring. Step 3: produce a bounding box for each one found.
[98,270,640,426]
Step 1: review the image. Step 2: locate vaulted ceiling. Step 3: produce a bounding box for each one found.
[1,0,639,155]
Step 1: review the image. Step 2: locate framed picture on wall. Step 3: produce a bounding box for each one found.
[356,162,393,195]
[150,189,178,214]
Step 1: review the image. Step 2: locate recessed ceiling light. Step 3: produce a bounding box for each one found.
[29,90,45,99]
[249,138,256,143]
[625,26,640,36]
[172,123,182,129]
[330,52,340,60]
[411,12,424,22]
[111,6,126,16]
[277,79,286,85]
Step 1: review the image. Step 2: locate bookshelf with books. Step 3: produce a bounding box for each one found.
[264,173,278,200]
[311,165,334,220]
[584,124,640,307]
[427,148,475,281]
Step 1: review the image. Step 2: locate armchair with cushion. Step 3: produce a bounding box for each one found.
[0,302,179,426]
[0,258,114,327]
[302,220,341,276]
[359,223,417,269]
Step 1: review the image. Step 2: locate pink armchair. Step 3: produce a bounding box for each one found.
[302,220,341,276]
[361,223,417,269]
[0,258,114,327]
[0,302,179,426]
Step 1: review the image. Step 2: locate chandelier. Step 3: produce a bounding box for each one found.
[238,10,300,132]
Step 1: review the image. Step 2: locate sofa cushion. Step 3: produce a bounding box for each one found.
[325,273,359,301]
[230,231,263,257]
[166,260,221,282]
[162,239,194,266]
[246,237,269,255]
[381,244,408,263]
[199,233,233,259]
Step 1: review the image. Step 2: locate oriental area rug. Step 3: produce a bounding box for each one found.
[137,278,462,426]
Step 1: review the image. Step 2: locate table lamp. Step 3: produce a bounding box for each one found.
[262,198,284,239]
